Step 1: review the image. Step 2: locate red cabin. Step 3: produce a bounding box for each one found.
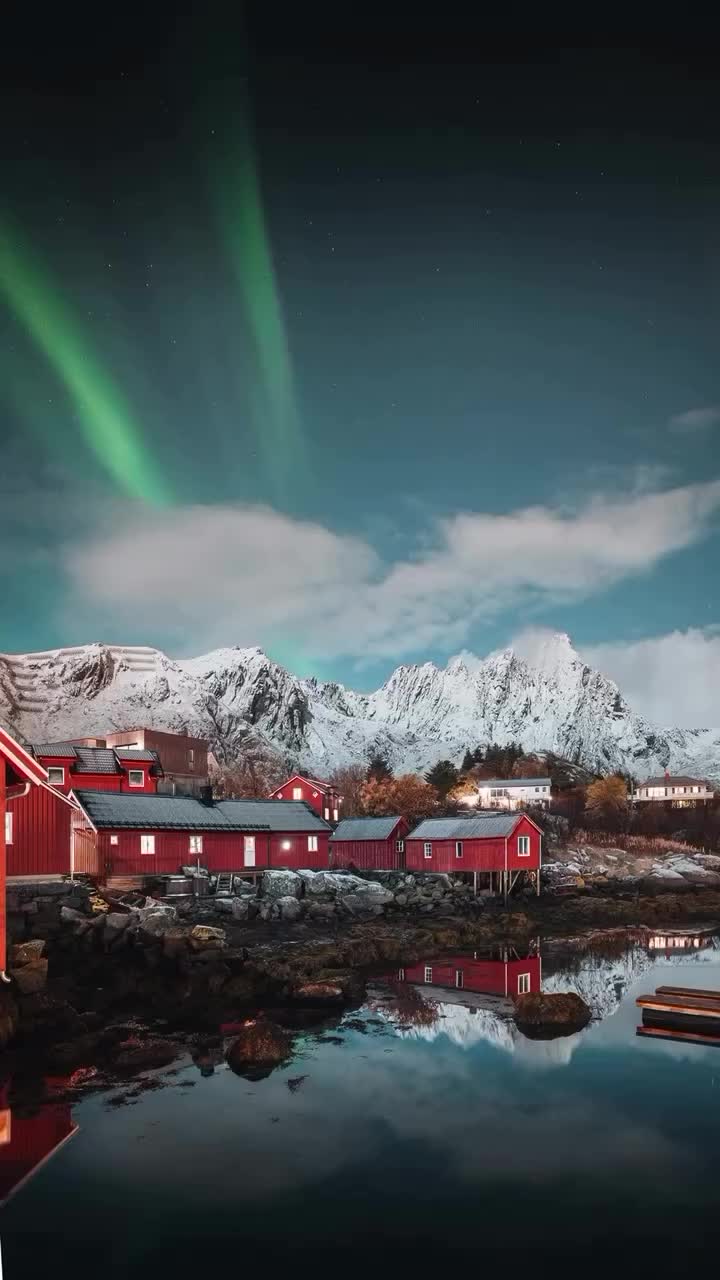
[32,742,162,794]
[330,816,408,871]
[0,726,48,971]
[71,790,331,883]
[269,773,341,823]
[405,812,542,895]
[396,951,542,1000]
[6,779,77,878]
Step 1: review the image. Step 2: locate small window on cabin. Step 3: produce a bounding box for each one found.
[517,973,531,995]
[333,808,339,821]
[455,841,463,859]
[293,787,303,800]
[424,842,432,859]
[110,835,119,846]
[308,835,318,852]
[324,808,330,820]
[398,968,406,982]
[517,836,530,856]
[4,812,13,844]
[189,835,203,854]
[128,770,144,787]
[535,787,539,792]
[455,969,464,989]
[424,966,433,983]
[396,839,405,853]
[140,835,155,855]
[188,749,195,767]
[47,767,65,785]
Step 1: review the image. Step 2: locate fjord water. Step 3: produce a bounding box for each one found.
[4,933,720,1275]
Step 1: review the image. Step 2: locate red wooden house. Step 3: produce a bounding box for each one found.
[405,812,542,895]
[0,1085,77,1204]
[395,950,542,1000]
[70,790,332,882]
[32,742,161,794]
[330,816,408,871]
[6,779,77,878]
[269,773,341,822]
[0,726,49,972]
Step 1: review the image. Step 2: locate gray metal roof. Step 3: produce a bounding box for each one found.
[114,747,160,763]
[331,816,403,842]
[33,743,79,759]
[638,776,708,788]
[408,814,525,840]
[75,790,331,832]
[74,747,121,775]
[478,778,551,789]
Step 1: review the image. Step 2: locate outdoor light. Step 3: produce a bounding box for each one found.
[282,840,292,850]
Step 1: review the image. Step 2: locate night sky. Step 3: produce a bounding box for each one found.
[2,11,719,719]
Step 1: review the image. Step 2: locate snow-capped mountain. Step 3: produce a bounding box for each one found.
[0,633,718,779]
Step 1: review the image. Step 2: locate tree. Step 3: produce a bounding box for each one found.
[359,775,396,816]
[585,775,629,829]
[360,772,439,827]
[210,750,287,800]
[328,764,366,817]
[366,751,393,782]
[425,759,459,798]
[460,749,476,774]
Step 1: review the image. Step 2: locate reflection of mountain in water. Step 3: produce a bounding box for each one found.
[391,994,583,1067]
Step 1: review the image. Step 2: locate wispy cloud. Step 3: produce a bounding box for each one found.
[580,627,720,727]
[669,406,720,433]
[64,477,720,663]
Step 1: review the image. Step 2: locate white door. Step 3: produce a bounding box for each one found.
[244,835,256,867]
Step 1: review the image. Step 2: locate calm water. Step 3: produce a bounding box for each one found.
[4,929,720,1275]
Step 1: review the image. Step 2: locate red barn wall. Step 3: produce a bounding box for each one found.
[506,815,542,869]
[7,785,72,877]
[0,1100,76,1203]
[96,828,329,878]
[331,839,405,871]
[399,955,541,997]
[118,762,157,793]
[271,777,339,820]
[406,818,541,874]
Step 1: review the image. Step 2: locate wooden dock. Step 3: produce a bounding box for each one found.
[636,984,720,1047]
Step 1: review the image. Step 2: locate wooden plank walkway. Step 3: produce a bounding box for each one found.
[637,1025,720,1048]
[636,992,720,1019]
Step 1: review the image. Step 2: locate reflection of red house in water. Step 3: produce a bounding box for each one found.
[395,950,542,1000]
[647,930,715,957]
[0,1089,77,1203]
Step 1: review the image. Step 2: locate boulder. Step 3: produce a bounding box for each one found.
[189,924,226,951]
[230,898,252,921]
[338,895,386,918]
[307,902,337,921]
[291,980,346,1005]
[135,899,178,923]
[10,939,46,967]
[277,896,303,922]
[37,882,72,897]
[514,991,592,1038]
[138,913,178,939]
[10,958,49,995]
[114,1037,179,1071]
[104,912,132,939]
[162,927,192,959]
[232,876,256,896]
[60,906,88,926]
[260,870,302,901]
[226,1019,292,1078]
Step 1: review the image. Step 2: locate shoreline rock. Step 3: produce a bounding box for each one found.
[514,991,592,1039]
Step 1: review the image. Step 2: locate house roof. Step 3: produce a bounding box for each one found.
[33,743,80,759]
[73,790,331,833]
[272,773,331,794]
[477,777,551,789]
[113,747,160,763]
[331,816,403,842]
[408,814,528,840]
[638,776,709,788]
[0,726,48,787]
[34,743,122,774]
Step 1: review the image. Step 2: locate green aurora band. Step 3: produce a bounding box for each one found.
[0,222,169,505]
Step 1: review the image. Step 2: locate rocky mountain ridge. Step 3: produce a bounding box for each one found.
[0,633,718,780]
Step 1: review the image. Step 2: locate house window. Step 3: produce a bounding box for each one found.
[424,966,433,983]
[140,835,155,855]
[188,749,195,767]
[47,767,65,785]
[308,835,318,852]
[398,967,406,982]
[110,835,119,846]
[455,969,464,989]
[424,842,432,859]
[517,836,530,856]
[396,839,405,853]
[333,808,339,822]
[189,835,203,854]
[324,808,330,820]
[293,787,303,800]
[455,841,463,859]
[517,973,531,995]
[4,812,12,844]
[535,787,539,793]
[128,770,144,787]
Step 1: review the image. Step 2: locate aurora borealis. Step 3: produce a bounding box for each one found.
[1,10,719,702]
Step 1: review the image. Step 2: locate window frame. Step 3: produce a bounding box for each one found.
[140,834,156,856]
[395,838,405,853]
[189,835,203,855]
[424,966,433,983]
[517,972,531,995]
[47,766,65,786]
[455,969,464,989]
[128,769,145,788]
[307,835,319,852]
[424,841,432,859]
[292,786,303,800]
[455,840,463,859]
[517,835,531,857]
[109,834,119,846]
[4,811,13,844]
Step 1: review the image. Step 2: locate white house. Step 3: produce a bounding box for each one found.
[634,774,714,807]
[470,777,552,810]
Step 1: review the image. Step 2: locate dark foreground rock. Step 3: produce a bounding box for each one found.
[226,1020,293,1079]
[514,991,592,1038]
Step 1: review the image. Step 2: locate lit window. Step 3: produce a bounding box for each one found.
[398,967,406,981]
[4,812,13,844]
[455,969,464,989]
[395,839,405,853]
[47,767,65,785]
[517,973,531,995]
[140,835,155,855]
[189,835,203,854]
[110,835,119,846]
[455,841,463,859]
[517,836,530,856]
[293,787,303,800]
[324,808,330,820]
[333,808,339,821]
[128,770,144,787]
[424,966,433,983]
[424,842,432,859]
[308,835,318,852]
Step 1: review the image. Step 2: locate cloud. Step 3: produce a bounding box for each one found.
[64,478,720,662]
[580,628,720,726]
[669,406,720,432]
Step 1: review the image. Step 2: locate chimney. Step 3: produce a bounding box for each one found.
[198,783,214,807]
[664,769,670,780]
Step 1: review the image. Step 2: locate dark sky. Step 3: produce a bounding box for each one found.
[1,9,719,714]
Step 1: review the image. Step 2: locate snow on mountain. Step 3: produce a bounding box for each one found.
[0,633,719,779]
